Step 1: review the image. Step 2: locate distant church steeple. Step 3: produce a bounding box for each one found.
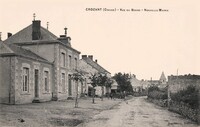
[159,71,166,84]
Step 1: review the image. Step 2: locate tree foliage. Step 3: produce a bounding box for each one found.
[170,85,199,109]
[89,73,100,103]
[71,72,84,83]
[89,73,99,88]
[89,73,113,102]
[147,86,168,100]
[113,72,133,93]
[97,74,113,87]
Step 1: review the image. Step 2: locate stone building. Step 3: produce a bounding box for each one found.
[168,74,200,93]
[110,79,118,93]
[79,55,111,96]
[130,74,142,92]
[0,19,80,104]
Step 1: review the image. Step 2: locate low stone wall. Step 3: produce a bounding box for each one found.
[147,98,167,107]
[169,100,199,123]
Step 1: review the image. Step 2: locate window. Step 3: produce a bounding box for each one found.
[23,67,29,92]
[61,73,65,92]
[44,71,49,92]
[75,58,78,69]
[68,55,72,68]
[61,52,65,67]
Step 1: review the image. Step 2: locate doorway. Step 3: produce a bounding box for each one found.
[68,75,72,96]
[34,69,39,98]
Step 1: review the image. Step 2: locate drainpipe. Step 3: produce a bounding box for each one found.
[9,57,11,104]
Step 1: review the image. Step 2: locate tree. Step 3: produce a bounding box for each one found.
[113,72,133,94]
[89,73,99,104]
[105,77,113,92]
[71,70,85,108]
[97,74,113,101]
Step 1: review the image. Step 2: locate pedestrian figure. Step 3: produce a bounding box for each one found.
[123,91,126,101]
[110,93,113,100]
[113,93,115,100]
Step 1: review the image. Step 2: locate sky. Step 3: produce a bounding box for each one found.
[0,0,200,80]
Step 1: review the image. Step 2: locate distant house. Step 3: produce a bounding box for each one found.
[79,55,111,96]
[111,79,118,94]
[130,74,142,92]
[0,19,80,104]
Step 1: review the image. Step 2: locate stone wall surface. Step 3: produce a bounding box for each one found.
[168,75,200,93]
[0,57,11,104]
[14,57,53,104]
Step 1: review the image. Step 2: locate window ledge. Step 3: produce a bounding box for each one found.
[43,92,51,94]
[21,93,31,95]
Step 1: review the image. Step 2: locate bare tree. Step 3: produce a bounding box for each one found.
[89,73,99,104]
[71,70,85,108]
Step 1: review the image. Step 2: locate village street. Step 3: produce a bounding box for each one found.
[79,97,198,127]
[0,96,198,127]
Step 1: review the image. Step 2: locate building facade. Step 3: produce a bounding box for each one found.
[0,20,80,104]
[79,55,111,97]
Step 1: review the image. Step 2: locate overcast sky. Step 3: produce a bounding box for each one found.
[1,0,200,80]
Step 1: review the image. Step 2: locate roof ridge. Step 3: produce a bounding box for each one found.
[4,24,58,43]
[83,57,110,74]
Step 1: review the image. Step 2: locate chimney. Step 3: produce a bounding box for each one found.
[7,32,12,38]
[82,55,87,60]
[88,55,93,61]
[58,36,72,47]
[58,35,67,42]
[32,20,41,40]
[95,59,98,63]
[57,27,72,46]
[64,27,67,36]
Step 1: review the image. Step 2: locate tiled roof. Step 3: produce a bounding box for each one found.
[4,23,80,54]
[0,41,14,54]
[0,41,50,63]
[82,57,110,74]
[130,76,141,87]
[4,25,58,43]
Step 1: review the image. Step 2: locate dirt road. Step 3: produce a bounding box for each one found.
[79,97,199,127]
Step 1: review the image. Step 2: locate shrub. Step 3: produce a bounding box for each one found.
[148,86,159,92]
[148,86,167,100]
[170,85,199,109]
[148,91,167,100]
